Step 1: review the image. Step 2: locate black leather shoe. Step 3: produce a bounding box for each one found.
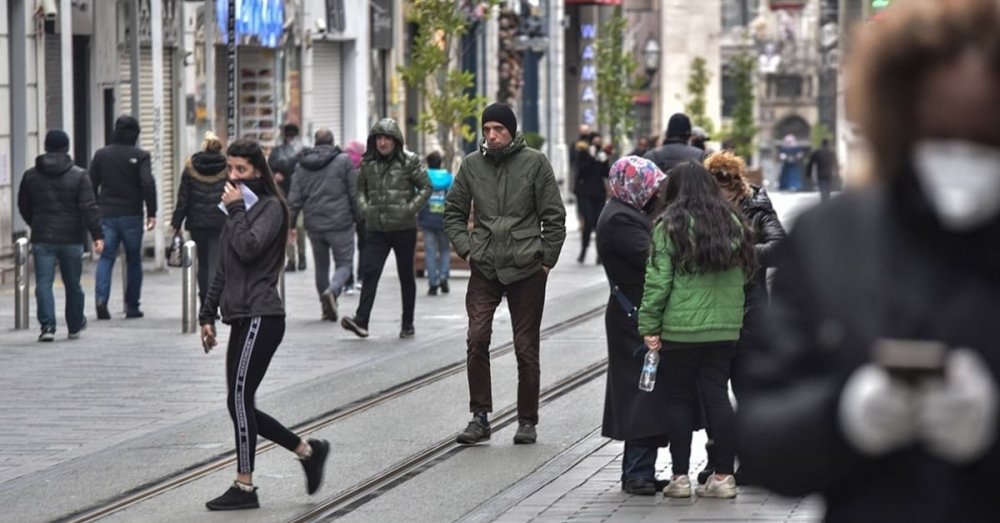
[428,286,438,296]
[513,422,537,444]
[300,439,330,495]
[399,325,415,339]
[622,478,657,496]
[125,309,144,319]
[456,419,491,444]
[285,261,296,272]
[440,280,449,293]
[96,302,111,320]
[298,258,307,271]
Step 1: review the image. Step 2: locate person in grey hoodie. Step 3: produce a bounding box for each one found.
[199,138,329,511]
[287,128,360,321]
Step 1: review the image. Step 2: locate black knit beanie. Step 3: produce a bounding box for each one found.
[482,103,517,137]
[665,113,693,139]
[44,130,70,153]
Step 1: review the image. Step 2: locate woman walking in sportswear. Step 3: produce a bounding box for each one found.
[199,138,329,511]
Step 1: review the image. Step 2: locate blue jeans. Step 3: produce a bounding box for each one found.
[423,227,450,287]
[95,215,145,312]
[622,441,658,482]
[33,243,86,333]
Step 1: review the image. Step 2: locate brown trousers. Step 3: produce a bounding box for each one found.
[465,266,548,424]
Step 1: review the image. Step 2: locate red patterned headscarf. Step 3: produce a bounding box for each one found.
[608,156,667,210]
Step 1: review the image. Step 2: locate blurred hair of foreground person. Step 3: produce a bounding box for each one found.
[737,1,1000,522]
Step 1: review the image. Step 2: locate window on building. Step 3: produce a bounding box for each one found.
[771,74,804,99]
[722,66,737,117]
[722,0,759,29]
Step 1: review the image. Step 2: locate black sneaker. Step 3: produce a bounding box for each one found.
[298,258,307,271]
[456,418,491,444]
[300,439,330,495]
[400,325,415,339]
[68,319,88,340]
[38,328,55,342]
[125,309,144,319]
[205,482,259,511]
[513,422,537,444]
[428,286,438,296]
[96,302,110,320]
[341,316,369,338]
[321,290,338,322]
[440,280,449,294]
[285,261,297,272]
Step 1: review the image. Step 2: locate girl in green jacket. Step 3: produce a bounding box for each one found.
[638,161,756,499]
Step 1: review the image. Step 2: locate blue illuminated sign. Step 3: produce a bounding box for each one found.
[217,0,284,48]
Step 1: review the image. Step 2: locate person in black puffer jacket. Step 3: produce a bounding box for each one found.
[89,115,157,319]
[171,132,228,306]
[18,130,104,341]
[698,150,786,484]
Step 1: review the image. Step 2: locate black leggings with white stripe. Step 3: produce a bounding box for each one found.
[226,316,301,473]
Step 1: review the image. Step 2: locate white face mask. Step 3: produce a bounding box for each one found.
[912,140,1000,231]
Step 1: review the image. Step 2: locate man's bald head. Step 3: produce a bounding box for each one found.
[315,128,335,146]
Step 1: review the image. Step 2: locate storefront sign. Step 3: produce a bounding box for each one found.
[580,23,597,126]
[216,0,284,48]
[371,0,394,50]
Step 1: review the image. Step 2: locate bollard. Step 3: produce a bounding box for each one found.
[181,241,198,333]
[15,238,30,330]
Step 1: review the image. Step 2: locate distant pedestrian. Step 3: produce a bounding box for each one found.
[777,134,805,191]
[446,102,567,446]
[18,130,104,341]
[805,138,839,201]
[638,162,756,499]
[575,132,610,264]
[419,151,454,296]
[644,113,706,174]
[596,156,669,495]
[627,136,651,157]
[268,123,307,272]
[691,126,711,153]
[199,138,329,511]
[89,115,157,320]
[170,131,228,307]
[286,128,360,321]
[738,2,1000,521]
[340,118,431,339]
[343,139,367,295]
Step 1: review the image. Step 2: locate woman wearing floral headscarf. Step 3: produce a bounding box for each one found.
[596,156,669,496]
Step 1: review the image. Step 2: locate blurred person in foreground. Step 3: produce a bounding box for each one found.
[737,1,1000,521]
[596,156,669,495]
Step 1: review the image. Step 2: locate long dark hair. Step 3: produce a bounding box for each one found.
[655,162,756,276]
[227,138,290,231]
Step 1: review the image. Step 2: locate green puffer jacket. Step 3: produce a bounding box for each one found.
[444,133,567,284]
[358,119,432,232]
[637,220,745,343]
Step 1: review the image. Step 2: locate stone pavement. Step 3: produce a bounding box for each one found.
[484,431,824,523]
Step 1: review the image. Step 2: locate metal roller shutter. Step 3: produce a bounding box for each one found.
[312,42,343,144]
[118,46,176,219]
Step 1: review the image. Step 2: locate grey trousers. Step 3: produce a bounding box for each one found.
[308,228,355,298]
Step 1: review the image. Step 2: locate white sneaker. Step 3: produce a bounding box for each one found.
[696,474,737,498]
[663,475,691,498]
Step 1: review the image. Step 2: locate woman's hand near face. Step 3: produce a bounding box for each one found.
[221,182,243,206]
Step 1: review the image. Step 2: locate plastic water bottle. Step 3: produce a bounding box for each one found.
[639,350,659,392]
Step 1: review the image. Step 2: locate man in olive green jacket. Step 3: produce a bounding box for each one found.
[341,118,432,339]
[445,103,567,445]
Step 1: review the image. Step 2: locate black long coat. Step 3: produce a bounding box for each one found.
[738,178,1000,522]
[597,198,670,444]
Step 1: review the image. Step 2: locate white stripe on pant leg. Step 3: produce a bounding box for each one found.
[235,317,261,472]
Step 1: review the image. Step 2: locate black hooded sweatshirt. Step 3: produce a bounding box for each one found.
[171,152,228,232]
[18,152,103,244]
[89,117,158,218]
